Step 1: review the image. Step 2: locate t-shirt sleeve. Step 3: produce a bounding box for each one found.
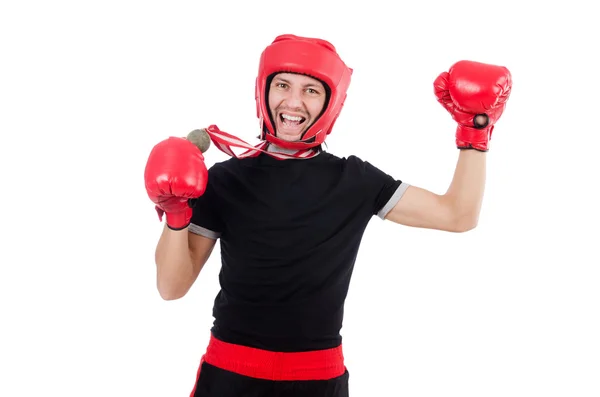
[189,166,224,240]
[355,156,410,220]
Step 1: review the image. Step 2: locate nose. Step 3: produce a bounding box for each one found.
[284,88,303,109]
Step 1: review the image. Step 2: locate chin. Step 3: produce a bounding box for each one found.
[279,132,304,142]
[274,123,306,142]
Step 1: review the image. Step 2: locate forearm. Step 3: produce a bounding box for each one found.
[444,149,487,230]
[155,224,196,300]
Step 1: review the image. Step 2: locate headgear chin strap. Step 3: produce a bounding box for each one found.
[255,34,353,150]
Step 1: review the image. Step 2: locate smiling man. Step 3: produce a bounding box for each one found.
[144,34,512,397]
[268,73,327,142]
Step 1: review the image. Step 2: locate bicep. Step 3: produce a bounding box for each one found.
[188,231,217,276]
[384,185,458,232]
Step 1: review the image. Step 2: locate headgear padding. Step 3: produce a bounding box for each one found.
[255,34,353,150]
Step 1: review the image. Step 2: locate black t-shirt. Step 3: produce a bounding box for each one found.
[189,150,408,352]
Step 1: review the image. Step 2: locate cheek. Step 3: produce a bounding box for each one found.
[267,90,279,111]
[308,97,327,117]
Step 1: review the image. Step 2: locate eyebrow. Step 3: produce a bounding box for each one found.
[273,77,323,90]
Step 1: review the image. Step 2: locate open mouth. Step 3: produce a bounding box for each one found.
[277,113,307,135]
[280,113,306,126]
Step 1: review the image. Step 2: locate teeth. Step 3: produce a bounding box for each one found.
[282,114,303,122]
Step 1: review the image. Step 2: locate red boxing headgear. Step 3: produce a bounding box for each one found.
[255,34,353,150]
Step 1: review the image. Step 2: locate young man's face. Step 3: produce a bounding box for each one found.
[268,73,327,142]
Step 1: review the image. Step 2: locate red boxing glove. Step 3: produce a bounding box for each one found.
[434,60,512,151]
[144,137,208,230]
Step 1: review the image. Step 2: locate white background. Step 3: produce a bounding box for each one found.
[1,0,599,396]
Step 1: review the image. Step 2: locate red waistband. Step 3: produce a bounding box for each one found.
[201,333,346,381]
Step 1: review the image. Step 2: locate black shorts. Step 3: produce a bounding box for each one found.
[189,333,350,397]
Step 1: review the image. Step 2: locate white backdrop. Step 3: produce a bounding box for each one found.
[1,0,599,396]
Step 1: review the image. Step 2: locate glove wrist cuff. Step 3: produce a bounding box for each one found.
[456,124,493,151]
[155,206,193,230]
[165,208,193,230]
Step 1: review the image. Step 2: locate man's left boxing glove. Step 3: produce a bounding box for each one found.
[144,137,208,230]
[434,60,512,151]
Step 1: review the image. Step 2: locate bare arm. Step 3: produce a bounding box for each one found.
[385,149,486,232]
[155,224,217,300]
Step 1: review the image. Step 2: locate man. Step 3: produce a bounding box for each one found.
[144,34,512,397]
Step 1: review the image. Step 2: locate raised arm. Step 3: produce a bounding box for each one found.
[386,60,512,232]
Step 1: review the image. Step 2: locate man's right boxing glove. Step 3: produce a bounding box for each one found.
[434,60,512,151]
[144,137,208,230]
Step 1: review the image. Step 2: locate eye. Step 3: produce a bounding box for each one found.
[306,88,320,95]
